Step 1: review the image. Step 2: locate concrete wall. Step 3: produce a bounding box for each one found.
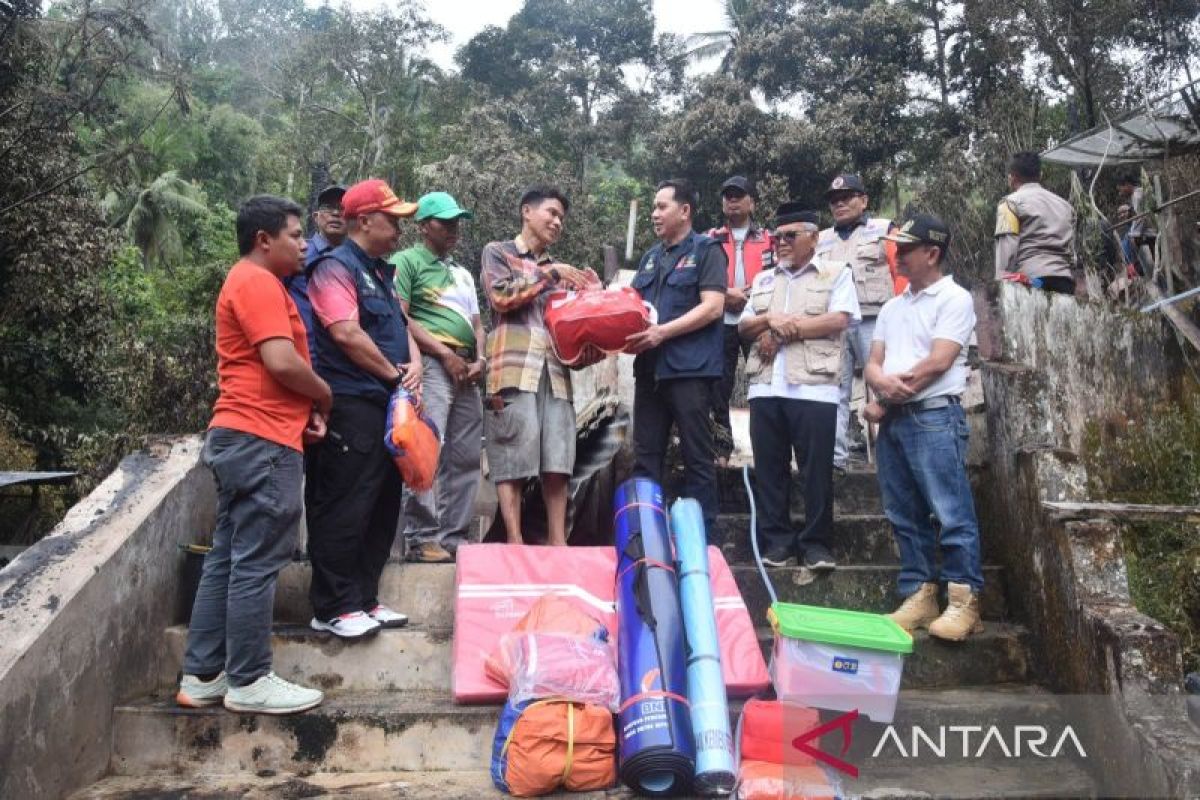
[977,283,1200,795]
[0,436,213,800]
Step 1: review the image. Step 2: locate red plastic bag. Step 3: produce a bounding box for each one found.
[740,698,821,766]
[384,388,440,491]
[544,287,652,367]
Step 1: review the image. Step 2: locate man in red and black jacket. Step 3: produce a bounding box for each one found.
[706,175,775,464]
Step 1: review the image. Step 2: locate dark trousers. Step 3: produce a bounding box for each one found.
[306,394,402,620]
[748,397,836,555]
[711,324,751,458]
[633,375,719,530]
[1039,276,1076,295]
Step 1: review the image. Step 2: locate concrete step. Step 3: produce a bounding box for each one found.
[110,691,496,776]
[109,687,1082,779]
[713,512,897,565]
[159,625,453,696]
[274,561,455,627]
[276,562,1009,629]
[72,759,1095,799]
[697,464,884,516]
[734,564,1009,625]
[159,611,1028,700]
[70,770,624,799]
[756,623,1031,689]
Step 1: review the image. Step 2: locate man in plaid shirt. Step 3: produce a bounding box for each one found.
[480,185,597,545]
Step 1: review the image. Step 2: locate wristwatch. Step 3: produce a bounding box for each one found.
[386,369,404,391]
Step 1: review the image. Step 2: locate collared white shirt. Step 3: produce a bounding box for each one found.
[739,258,861,405]
[873,274,975,401]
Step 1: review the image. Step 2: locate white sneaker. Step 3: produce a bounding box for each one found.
[223,672,323,715]
[366,604,409,628]
[176,672,228,708]
[310,611,381,639]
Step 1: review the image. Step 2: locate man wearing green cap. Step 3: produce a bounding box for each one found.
[390,191,485,563]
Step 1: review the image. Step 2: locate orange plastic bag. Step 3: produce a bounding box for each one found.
[544,287,651,367]
[484,594,611,687]
[736,760,836,800]
[501,700,617,797]
[384,388,440,491]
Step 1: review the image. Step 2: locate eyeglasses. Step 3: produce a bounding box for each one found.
[777,229,816,242]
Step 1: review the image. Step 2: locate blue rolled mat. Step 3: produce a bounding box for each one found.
[670,498,736,796]
[614,477,695,796]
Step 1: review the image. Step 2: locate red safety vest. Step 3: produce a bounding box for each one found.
[706,225,776,288]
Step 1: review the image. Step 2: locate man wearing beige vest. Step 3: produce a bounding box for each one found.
[817,174,904,472]
[994,151,1076,295]
[739,203,860,570]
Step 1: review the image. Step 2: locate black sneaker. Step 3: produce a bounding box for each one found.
[802,544,837,571]
[761,547,794,568]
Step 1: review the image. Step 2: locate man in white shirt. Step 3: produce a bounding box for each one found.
[739,203,861,570]
[863,213,983,641]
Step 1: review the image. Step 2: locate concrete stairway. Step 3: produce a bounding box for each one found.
[73,463,1096,799]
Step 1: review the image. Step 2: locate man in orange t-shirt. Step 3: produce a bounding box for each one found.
[176,196,334,716]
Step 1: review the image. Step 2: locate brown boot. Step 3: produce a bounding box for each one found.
[887,582,939,632]
[928,582,984,641]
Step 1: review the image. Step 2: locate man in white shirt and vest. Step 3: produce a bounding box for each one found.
[863,213,984,641]
[739,203,860,570]
[816,174,903,472]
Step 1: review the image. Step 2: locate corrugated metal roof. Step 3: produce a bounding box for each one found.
[1042,83,1200,167]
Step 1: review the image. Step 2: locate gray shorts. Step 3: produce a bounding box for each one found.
[485,366,576,481]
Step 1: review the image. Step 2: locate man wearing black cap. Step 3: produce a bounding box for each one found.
[863,214,983,642]
[816,174,902,472]
[706,176,776,465]
[627,178,728,530]
[738,202,860,570]
[284,184,347,361]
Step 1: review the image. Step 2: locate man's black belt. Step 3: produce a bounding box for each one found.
[449,346,476,360]
[891,395,962,414]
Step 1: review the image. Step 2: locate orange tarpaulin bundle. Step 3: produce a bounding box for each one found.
[493,699,617,797]
[384,388,440,491]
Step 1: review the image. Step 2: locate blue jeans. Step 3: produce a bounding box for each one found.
[875,403,983,596]
[183,428,303,686]
[834,317,874,467]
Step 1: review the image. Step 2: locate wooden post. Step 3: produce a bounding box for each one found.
[602,245,620,285]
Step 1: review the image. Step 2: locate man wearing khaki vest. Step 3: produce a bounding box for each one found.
[739,203,860,570]
[816,174,903,472]
[994,151,1076,295]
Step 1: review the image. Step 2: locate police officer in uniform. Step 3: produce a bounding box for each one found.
[626,179,727,530]
[816,174,900,471]
[994,151,1076,295]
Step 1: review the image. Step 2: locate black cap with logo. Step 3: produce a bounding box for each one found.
[824,174,867,198]
[720,175,756,198]
[883,213,952,250]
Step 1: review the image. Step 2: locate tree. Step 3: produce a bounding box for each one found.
[458,0,656,187]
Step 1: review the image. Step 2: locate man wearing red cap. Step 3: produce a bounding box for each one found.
[305,178,423,639]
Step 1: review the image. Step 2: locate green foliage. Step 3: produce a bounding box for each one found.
[1083,397,1200,674]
